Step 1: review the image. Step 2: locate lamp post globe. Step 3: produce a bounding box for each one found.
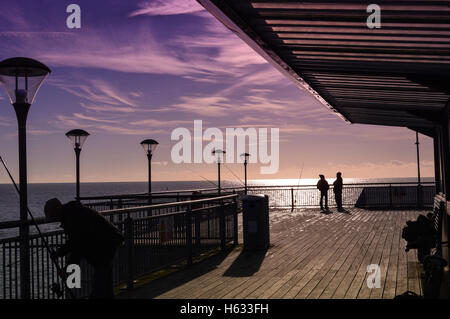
[0,57,51,299]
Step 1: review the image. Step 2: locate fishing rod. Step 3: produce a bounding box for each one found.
[0,155,76,299]
[296,162,304,188]
[181,163,218,188]
[223,163,245,187]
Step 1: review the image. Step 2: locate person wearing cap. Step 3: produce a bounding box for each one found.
[333,172,344,212]
[316,175,329,210]
[44,198,124,299]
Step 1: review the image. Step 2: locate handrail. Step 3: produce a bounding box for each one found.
[101,194,238,216]
[244,182,434,188]
[114,203,232,224]
[0,216,53,230]
[78,187,226,201]
[0,194,238,229]
[78,182,433,201]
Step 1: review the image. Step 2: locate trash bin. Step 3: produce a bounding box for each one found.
[242,194,270,251]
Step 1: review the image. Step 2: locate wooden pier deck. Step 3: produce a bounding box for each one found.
[118,207,426,299]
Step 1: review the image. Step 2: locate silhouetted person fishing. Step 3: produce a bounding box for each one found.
[333,172,343,212]
[44,198,124,299]
[317,175,329,210]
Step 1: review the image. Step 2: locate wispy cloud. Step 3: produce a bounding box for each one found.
[174,96,231,116]
[72,113,119,124]
[28,129,58,136]
[0,116,14,127]
[130,118,193,127]
[95,124,165,135]
[128,0,204,17]
[55,114,95,129]
[50,78,141,107]
[80,103,137,114]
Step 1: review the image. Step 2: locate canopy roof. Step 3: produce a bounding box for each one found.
[197,0,450,136]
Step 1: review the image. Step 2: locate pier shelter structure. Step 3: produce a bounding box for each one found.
[197,0,450,291]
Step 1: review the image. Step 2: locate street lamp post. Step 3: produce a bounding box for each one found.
[140,139,159,205]
[212,149,226,195]
[0,57,51,299]
[415,131,422,207]
[415,131,421,186]
[65,129,90,201]
[240,153,250,195]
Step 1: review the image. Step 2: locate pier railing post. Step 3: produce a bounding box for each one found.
[417,184,423,208]
[291,188,294,212]
[195,210,201,249]
[220,200,226,251]
[233,197,238,245]
[125,216,134,290]
[186,207,193,266]
[389,184,393,208]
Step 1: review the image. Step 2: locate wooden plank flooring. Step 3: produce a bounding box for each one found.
[118,207,426,299]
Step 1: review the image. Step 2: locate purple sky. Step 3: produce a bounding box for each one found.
[0,0,434,183]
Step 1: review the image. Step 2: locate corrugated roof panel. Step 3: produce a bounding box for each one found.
[198,0,450,128]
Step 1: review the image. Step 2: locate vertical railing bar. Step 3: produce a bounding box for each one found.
[14,241,18,299]
[37,238,41,299]
[9,242,12,299]
[186,207,192,266]
[47,235,51,299]
[389,184,393,208]
[40,236,44,299]
[2,243,6,299]
[233,198,238,245]
[30,238,34,299]
[220,200,226,251]
[291,188,294,211]
[125,216,134,290]
[195,211,200,251]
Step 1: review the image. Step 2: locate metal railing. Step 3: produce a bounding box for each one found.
[79,182,435,211]
[0,194,238,299]
[245,182,435,209]
[80,188,236,211]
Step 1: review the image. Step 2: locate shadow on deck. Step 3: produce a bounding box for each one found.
[117,207,427,299]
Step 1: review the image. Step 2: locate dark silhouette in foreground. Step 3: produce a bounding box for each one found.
[333,172,343,212]
[316,174,329,210]
[44,198,124,299]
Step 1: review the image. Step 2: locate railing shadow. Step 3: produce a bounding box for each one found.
[117,247,234,299]
[222,248,268,277]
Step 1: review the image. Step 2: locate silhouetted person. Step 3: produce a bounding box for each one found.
[44,198,124,299]
[317,175,329,210]
[333,172,343,212]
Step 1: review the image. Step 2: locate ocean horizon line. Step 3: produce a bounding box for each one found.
[0,176,435,186]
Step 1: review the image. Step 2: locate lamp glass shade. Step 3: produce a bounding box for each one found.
[140,139,159,155]
[66,129,90,149]
[212,149,226,164]
[240,153,250,162]
[0,57,51,104]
